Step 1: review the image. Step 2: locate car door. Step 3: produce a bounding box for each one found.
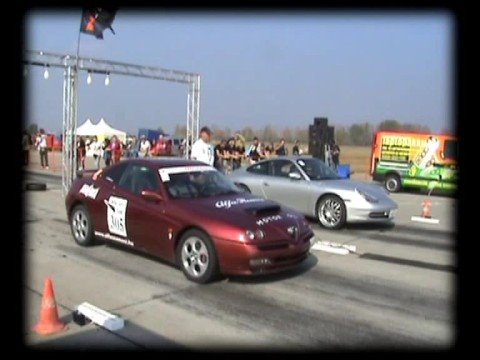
[260,159,312,214]
[109,163,170,256]
[244,161,273,197]
[89,162,130,236]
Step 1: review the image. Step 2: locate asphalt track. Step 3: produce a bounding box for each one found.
[23,172,456,350]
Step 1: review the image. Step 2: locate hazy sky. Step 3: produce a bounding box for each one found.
[25,10,453,135]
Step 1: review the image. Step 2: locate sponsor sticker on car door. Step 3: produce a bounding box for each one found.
[104,196,128,237]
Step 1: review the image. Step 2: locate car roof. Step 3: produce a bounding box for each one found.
[119,157,208,169]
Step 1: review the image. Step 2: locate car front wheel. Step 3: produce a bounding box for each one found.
[316,195,347,230]
[177,230,219,283]
[70,204,94,246]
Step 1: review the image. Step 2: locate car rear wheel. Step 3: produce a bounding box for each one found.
[316,195,346,230]
[385,174,401,193]
[70,204,94,246]
[177,230,219,283]
[236,183,251,193]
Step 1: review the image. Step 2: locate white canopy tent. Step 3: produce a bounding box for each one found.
[76,118,127,143]
[76,119,97,136]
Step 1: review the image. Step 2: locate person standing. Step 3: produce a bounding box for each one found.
[331,141,341,170]
[139,135,151,157]
[110,135,122,165]
[91,136,102,169]
[292,139,300,156]
[103,138,112,166]
[214,139,227,173]
[22,130,32,166]
[233,133,245,170]
[35,129,49,169]
[76,136,86,170]
[132,136,140,158]
[191,126,214,166]
[275,138,287,156]
[247,137,263,164]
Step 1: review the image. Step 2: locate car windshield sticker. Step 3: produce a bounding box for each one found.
[215,197,265,209]
[79,184,99,199]
[159,165,215,182]
[104,196,128,237]
[256,215,283,226]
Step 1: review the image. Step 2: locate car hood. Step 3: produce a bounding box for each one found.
[311,179,391,198]
[173,193,310,240]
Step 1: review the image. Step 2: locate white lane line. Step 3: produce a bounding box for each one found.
[410,216,440,224]
[311,240,354,255]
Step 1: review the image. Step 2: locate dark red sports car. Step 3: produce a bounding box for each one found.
[65,158,313,283]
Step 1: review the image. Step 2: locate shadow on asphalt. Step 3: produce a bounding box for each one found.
[306,217,396,232]
[226,252,318,284]
[29,316,184,350]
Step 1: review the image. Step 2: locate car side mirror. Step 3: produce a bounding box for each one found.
[141,190,163,202]
[289,172,302,180]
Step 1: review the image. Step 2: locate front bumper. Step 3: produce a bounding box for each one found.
[215,232,313,276]
[346,204,397,223]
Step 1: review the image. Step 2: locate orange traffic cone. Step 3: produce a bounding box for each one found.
[33,278,67,335]
[421,199,432,218]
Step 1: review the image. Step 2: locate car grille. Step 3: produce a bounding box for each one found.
[369,211,390,219]
[256,242,289,251]
[255,232,312,251]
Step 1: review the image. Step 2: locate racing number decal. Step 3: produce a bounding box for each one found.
[104,196,128,237]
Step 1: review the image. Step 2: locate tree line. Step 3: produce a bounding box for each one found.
[174,120,440,146]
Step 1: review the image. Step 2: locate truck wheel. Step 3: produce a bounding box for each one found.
[385,174,401,193]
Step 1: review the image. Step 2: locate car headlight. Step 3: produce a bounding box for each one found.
[355,188,378,203]
[241,229,265,242]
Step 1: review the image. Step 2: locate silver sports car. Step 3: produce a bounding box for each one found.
[230,156,398,229]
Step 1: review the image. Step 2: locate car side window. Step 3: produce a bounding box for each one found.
[132,166,160,196]
[247,161,270,175]
[117,164,160,196]
[272,160,296,178]
[103,162,128,185]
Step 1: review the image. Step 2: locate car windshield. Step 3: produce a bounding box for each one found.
[164,169,241,199]
[296,158,340,180]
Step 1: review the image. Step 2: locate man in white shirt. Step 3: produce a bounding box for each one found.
[139,135,151,157]
[191,126,214,166]
[35,129,49,169]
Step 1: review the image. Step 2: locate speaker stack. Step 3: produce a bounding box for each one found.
[308,117,335,161]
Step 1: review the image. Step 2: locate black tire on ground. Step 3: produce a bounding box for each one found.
[70,204,95,246]
[385,174,401,193]
[24,182,47,191]
[176,229,219,284]
[316,194,347,230]
[236,183,251,193]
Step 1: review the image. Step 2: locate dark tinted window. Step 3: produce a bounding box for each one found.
[118,164,160,196]
[443,140,458,161]
[165,170,239,199]
[296,158,339,180]
[103,162,128,184]
[272,159,296,178]
[247,161,270,175]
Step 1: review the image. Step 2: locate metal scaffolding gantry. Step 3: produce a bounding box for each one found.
[23,50,201,196]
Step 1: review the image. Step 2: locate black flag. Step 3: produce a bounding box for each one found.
[80,7,117,39]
